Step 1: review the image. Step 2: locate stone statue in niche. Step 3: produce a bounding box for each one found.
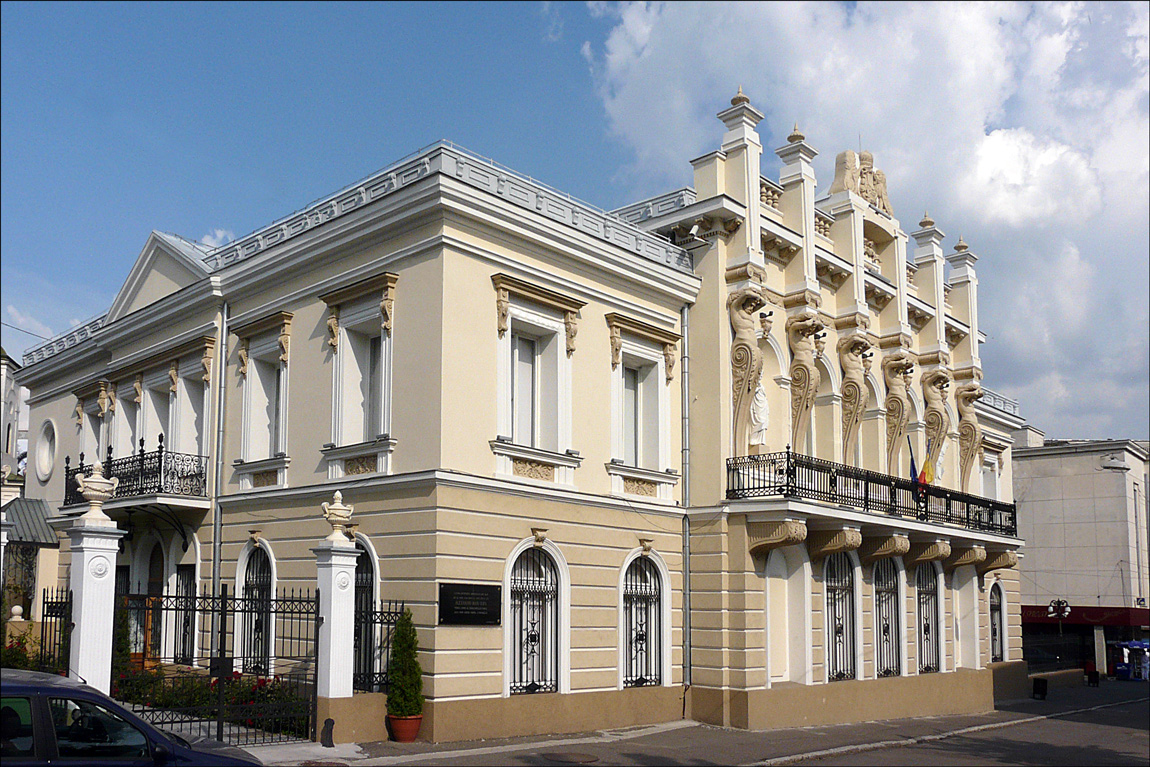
[921,369,952,477]
[829,150,860,195]
[838,333,872,466]
[749,310,774,453]
[955,380,985,493]
[728,287,766,456]
[786,309,824,453]
[882,349,915,471]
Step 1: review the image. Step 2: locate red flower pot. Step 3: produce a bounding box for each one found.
[387,714,423,742]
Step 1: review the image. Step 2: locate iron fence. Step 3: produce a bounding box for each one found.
[353,600,404,693]
[727,449,1017,536]
[64,435,207,506]
[37,587,72,675]
[111,583,319,746]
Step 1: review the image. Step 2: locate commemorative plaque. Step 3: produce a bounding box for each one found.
[438,583,501,625]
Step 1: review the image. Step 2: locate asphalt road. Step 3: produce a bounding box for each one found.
[802,697,1149,766]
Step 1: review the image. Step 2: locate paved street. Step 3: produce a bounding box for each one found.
[245,680,1150,766]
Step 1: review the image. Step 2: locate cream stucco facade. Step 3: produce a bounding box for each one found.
[17,92,1024,741]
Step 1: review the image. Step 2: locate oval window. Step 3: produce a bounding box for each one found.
[36,419,57,482]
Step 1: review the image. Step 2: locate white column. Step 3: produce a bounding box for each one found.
[314,491,358,699]
[67,463,127,695]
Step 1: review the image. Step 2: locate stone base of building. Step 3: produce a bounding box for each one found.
[691,669,994,730]
[988,660,1030,702]
[319,693,390,744]
[422,686,684,743]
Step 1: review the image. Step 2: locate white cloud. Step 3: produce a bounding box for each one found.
[581,1,1149,438]
[540,1,565,42]
[199,228,235,248]
[6,305,53,339]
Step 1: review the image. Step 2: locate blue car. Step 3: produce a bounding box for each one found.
[1,669,261,766]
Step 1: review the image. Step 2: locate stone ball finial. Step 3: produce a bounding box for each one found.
[788,122,805,143]
[731,85,750,106]
[10,605,24,622]
[919,211,935,229]
[954,236,969,253]
[322,490,354,542]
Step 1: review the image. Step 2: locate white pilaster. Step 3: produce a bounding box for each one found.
[314,491,359,699]
[67,463,126,695]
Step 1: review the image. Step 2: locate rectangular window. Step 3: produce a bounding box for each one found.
[623,366,639,466]
[512,333,537,447]
[0,696,35,758]
[365,334,382,439]
[247,356,282,460]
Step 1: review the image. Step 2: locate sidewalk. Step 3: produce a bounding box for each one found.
[244,680,1150,766]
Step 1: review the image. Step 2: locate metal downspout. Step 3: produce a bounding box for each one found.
[211,302,229,604]
[680,303,691,688]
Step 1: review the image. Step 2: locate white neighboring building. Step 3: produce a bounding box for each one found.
[1,345,29,476]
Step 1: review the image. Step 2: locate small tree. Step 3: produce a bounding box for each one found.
[387,609,423,717]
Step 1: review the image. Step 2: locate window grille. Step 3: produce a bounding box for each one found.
[174,564,196,665]
[242,547,272,674]
[824,552,856,681]
[990,582,1004,663]
[623,557,661,687]
[916,564,940,673]
[873,558,901,677]
[509,547,558,694]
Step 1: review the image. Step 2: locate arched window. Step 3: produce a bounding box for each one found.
[825,552,856,681]
[509,547,559,694]
[241,546,272,674]
[622,556,662,687]
[144,543,165,662]
[874,558,901,677]
[916,563,940,673]
[990,582,1004,663]
[353,540,381,691]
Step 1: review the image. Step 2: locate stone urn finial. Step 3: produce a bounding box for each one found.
[76,461,119,523]
[788,122,805,143]
[954,235,968,253]
[919,211,935,229]
[731,85,750,106]
[322,490,354,542]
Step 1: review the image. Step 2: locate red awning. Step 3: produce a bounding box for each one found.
[1021,604,1150,627]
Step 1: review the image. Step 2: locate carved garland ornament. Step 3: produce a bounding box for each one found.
[882,349,915,471]
[786,308,824,453]
[955,380,985,494]
[730,287,767,456]
[838,333,872,465]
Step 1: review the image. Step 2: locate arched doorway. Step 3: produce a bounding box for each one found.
[241,546,272,674]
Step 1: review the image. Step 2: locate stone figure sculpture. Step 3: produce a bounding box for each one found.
[729,287,767,456]
[838,333,872,465]
[921,369,952,477]
[955,380,985,493]
[852,150,894,216]
[882,349,915,471]
[787,309,825,452]
[829,150,860,195]
[749,311,774,452]
[873,169,892,215]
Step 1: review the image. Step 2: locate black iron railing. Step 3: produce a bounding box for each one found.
[353,600,404,693]
[64,435,208,506]
[726,448,1017,537]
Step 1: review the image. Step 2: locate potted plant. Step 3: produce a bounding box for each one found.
[386,608,424,742]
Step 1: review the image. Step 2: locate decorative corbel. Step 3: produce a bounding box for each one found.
[943,545,987,571]
[531,527,548,547]
[74,398,84,429]
[106,387,116,416]
[237,339,250,377]
[133,374,143,404]
[169,361,179,393]
[747,519,808,556]
[201,341,214,383]
[610,325,622,369]
[977,549,1018,575]
[858,534,910,564]
[723,217,743,236]
[639,538,654,556]
[278,324,290,365]
[496,287,510,338]
[663,342,677,383]
[97,383,111,419]
[249,529,263,548]
[807,527,862,560]
[564,311,579,357]
[380,279,397,336]
[326,307,340,352]
[905,539,952,568]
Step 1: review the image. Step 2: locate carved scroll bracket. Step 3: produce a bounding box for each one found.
[977,549,1018,575]
[858,534,910,564]
[807,527,862,560]
[747,519,808,556]
[492,273,586,352]
[326,307,340,352]
[905,539,952,568]
[605,313,682,382]
[943,545,987,571]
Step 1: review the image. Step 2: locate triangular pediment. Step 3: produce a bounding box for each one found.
[106,232,212,323]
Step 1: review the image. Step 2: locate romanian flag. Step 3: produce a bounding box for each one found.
[919,439,934,485]
[908,436,918,484]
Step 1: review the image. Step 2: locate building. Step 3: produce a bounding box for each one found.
[15,90,1024,741]
[1,345,29,475]
[1010,429,1149,675]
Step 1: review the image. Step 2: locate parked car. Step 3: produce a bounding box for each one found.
[1,669,261,765]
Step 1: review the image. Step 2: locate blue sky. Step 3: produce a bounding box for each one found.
[3,2,1148,439]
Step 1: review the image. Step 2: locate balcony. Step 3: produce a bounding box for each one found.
[64,435,208,507]
[727,450,1017,537]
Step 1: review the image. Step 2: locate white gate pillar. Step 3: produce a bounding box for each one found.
[67,462,126,694]
[313,492,358,699]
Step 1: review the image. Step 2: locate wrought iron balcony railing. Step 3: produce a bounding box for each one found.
[727,449,1017,537]
[64,435,208,507]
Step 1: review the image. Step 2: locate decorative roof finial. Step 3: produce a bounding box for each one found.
[731,85,750,106]
[954,236,968,253]
[919,211,935,229]
[788,122,805,143]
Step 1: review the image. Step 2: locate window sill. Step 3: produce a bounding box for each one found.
[490,440,582,487]
[321,436,397,479]
[605,462,679,503]
[233,455,290,491]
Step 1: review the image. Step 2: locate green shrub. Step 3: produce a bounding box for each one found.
[1,632,32,669]
[386,609,423,717]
